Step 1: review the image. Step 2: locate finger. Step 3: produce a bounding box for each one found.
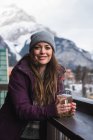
[71,102,76,106]
[71,102,76,108]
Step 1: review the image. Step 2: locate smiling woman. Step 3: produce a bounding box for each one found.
[0,30,76,140]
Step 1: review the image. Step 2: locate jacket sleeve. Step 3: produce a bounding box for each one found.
[8,68,57,121]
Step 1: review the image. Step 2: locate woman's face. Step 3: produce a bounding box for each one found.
[33,42,53,65]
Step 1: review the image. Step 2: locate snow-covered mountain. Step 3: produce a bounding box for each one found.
[0,5,46,51]
[0,5,93,70]
[54,37,93,69]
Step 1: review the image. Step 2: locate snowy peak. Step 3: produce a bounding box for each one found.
[0,5,45,42]
[0,4,36,27]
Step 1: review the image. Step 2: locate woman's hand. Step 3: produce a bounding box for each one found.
[56,98,72,116]
[55,97,76,117]
[70,102,76,115]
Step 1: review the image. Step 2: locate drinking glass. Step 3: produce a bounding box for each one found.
[57,89,73,117]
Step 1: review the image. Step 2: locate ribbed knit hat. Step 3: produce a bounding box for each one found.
[29,30,55,52]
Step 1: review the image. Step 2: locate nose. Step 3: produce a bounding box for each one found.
[40,47,46,53]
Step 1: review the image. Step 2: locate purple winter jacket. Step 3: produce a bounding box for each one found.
[0,55,65,140]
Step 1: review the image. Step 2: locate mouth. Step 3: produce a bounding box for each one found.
[39,56,47,60]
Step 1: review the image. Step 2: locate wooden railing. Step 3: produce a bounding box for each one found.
[47,97,93,140]
[47,111,93,140]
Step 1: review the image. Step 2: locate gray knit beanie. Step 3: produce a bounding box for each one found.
[29,30,55,52]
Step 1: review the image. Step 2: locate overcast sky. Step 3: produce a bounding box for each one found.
[0,0,93,53]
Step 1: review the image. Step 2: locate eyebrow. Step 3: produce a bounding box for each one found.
[36,44,51,47]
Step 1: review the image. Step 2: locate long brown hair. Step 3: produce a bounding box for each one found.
[28,51,61,106]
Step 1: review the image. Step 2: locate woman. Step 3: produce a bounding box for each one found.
[0,30,76,140]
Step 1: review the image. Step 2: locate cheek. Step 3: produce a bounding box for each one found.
[48,51,53,58]
[33,50,38,55]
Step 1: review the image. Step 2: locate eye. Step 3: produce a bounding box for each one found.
[45,45,52,50]
[34,46,41,50]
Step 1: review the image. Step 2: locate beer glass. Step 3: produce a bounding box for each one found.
[57,90,73,117]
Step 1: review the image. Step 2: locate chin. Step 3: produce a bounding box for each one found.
[39,61,49,65]
[39,62,49,65]
[39,63,47,65]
